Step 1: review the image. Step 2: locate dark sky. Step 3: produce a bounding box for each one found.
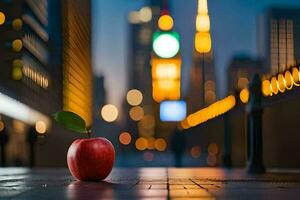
[93,0,300,108]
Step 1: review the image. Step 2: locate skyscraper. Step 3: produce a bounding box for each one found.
[258,8,300,75]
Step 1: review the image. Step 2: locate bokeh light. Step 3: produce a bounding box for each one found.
[154,138,167,151]
[12,39,23,52]
[208,143,218,155]
[190,146,201,158]
[101,104,118,122]
[35,121,46,134]
[277,74,286,92]
[139,7,152,23]
[196,14,210,32]
[0,121,4,132]
[147,137,155,150]
[239,88,249,104]
[12,18,23,30]
[271,77,278,95]
[135,137,147,151]
[126,89,143,106]
[139,114,155,129]
[143,151,154,161]
[129,106,144,121]
[195,32,211,53]
[119,132,132,145]
[153,33,180,58]
[284,71,293,90]
[12,66,23,80]
[0,12,5,25]
[292,67,300,86]
[158,15,173,31]
[262,79,272,96]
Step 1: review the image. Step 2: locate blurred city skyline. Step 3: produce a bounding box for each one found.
[93,0,300,108]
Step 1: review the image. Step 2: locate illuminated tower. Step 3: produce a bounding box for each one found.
[188,0,216,113]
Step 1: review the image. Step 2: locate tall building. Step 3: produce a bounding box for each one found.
[61,0,93,126]
[258,8,300,75]
[0,0,54,166]
[0,0,93,167]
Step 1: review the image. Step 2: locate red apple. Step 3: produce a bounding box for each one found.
[67,137,115,181]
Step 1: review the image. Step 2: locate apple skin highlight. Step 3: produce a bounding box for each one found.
[67,137,115,181]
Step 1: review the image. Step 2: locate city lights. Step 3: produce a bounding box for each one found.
[181,95,236,129]
[158,15,174,31]
[126,89,143,106]
[153,32,180,58]
[12,66,23,80]
[139,7,152,23]
[191,146,201,158]
[129,106,144,121]
[0,121,4,132]
[195,32,211,53]
[239,88,249,104]
[35,120,47,134]
[135,137,147,151]
[101,104,119,122]
[12,18,23,30]
[0,92,50,128]
[160,100,186,122]
[119,132,132,145]
[0,11,5,25]
[196,14,210,32]
[262,66,300,96]
[195,0,212,53]
[154,138,167,151]
[12,39,23,52]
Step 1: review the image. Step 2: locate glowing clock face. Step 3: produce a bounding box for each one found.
[153,33,180,58]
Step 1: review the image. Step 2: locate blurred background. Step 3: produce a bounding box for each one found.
[1,0,300,169]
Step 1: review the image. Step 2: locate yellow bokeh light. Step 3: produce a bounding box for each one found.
[129,106,144,121]
[147,137,155,150]
[158,15,174,31]
[119,132,131,145]
[239,88,249,104]
[284,71,293,90]
[139,114,155,129]
[262,79,272,96]
[195,32,211,53]
[101,104,118,122]
[0,121,5,132]
[135,137,147,151]
[154,138,167,151]
[185,95,236,128]
[12,66,23,80]
[154,63,179,80]
[127,89,143,106]
[35,121,46,134]
[271,77,278,95]
[12,39,23,52]
[196,14,210,32]
[292,67,300,86]
[139,7,152,23]
[0,12,5,25]
[12,18,23,30]
[191,146,201,158]
[198,0,208,14]
[277,74,286,93]
[12,59,23,68]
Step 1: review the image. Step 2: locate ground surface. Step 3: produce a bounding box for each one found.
[1,167,300,199]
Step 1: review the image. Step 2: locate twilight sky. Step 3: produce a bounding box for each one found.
[92,0,300,108]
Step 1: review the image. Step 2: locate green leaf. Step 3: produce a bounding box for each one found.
[53,111,87,134]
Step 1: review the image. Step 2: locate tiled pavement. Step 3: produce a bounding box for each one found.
[1,168,300,199]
